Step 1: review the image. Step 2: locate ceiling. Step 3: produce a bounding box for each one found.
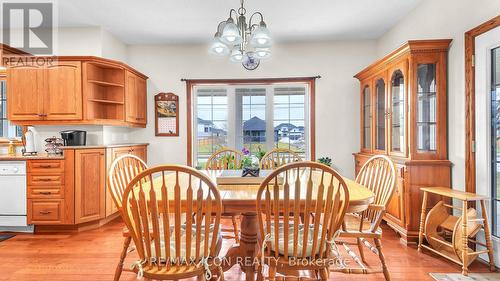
[57,0,422,45]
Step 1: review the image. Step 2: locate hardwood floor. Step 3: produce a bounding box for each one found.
[0,219,493,281]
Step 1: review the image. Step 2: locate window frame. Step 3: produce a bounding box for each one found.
[0,69,24,146]
[186,77,317,167]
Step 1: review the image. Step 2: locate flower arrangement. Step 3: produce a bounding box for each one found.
[241,147,260,177]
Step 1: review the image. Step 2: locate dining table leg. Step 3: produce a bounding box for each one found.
[222,211,259,281]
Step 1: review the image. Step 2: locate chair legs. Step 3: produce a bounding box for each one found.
[114,235,132,281]
[374,238,391,281]
[356,237,366,263]
[221,213,240,243]
[318,268,329,280]
[231,214,240,243]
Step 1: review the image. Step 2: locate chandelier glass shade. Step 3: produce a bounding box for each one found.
[209,0,271,70]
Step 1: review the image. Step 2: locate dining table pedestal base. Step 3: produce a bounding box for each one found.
[223,212,259,281]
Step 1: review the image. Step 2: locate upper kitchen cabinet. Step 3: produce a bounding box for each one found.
[125,71,147,125]
[45,61,83,120]
[6,56,148,127]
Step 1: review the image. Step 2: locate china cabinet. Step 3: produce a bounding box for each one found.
[353,39,452,244]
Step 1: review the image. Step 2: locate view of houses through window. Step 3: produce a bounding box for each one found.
[193,83,309,168]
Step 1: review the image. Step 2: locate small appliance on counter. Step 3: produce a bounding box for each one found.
[60,130,87,146]
[22,128,37,156]
[44,137,64,156]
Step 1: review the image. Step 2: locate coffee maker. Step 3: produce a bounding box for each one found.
[60,130,87,146]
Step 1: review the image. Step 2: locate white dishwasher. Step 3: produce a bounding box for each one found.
[0,161,33,232]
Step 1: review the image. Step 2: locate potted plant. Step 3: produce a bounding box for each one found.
[317,156,332,167]
[241,147,260,177]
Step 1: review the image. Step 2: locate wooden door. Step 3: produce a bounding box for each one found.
[360,80,373,153]
[74,149,105,223]
[7,65,44,120]
[387,60,409,157]
[385,165,405,225]
[135,76,147,125]
[44,61,82,120]
[125,71,137,123]
[410,52,447,160]
[372,72,388,154]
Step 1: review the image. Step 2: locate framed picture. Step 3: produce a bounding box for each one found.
[155,92,179,136]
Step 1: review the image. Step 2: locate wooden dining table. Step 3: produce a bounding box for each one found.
[151,169,375,281]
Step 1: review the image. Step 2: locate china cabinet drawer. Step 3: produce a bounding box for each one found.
[28,199,64,224]
[28,160,65,173]
[28,174,64,186]
[28,186,63,199]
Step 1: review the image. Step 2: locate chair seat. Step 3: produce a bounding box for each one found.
[268,222,326,257]
[149,224,222,261]
[342,214,382,234]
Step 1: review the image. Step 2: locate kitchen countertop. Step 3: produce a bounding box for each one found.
[0,143,149,160]
[0,153,65,161]
[61,143,149,149]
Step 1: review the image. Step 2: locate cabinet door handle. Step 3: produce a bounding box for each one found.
[39,191,52,195]
[38,164,53,168]
[39,211,52,215]
[37,178,54,182]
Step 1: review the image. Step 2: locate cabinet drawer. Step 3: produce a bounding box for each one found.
[28,199,63,224]
[28,174,64,186]
[28,186,63,199]
[28,160,64,173]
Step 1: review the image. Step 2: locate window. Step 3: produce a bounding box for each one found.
[0,75,22,140]
[491,46,500,237]
[195,88,228,166]
[191,80,313,168]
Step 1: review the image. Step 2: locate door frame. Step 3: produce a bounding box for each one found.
[465,15,500,194]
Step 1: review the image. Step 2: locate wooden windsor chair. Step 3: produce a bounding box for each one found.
[205,148,244,243]
[259,148,303,170]
[122,165,224,280]
[256,161,350,281]
[335,155,396,281]
[107,154,148,281]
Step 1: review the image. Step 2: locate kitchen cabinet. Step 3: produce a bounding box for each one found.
[7,64,44,121]
[353,39,452,244]
[7,61,82,121]
[74,149,105,224]
[45,61,83,120]
[27,144,147,229]
[104,144,148,217]
[27,158,73,225]
[125,71,147,125]
[6,56,147,127]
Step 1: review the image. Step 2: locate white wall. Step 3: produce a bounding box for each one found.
[376,0,500,191]
[56,27,102,56]
[126,41,377,177]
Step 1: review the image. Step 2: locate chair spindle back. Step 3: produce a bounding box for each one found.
[122,165,222,269]
[355,155,396,224]
[257,161,349,260]
[205,148,244,170]
[108,154,148,210]
[260,148,303,170]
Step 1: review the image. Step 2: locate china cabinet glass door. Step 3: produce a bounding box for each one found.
[375,78,386,151]
[390,70,405,155]
[416,63,437,152]
[362,85,371,150]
